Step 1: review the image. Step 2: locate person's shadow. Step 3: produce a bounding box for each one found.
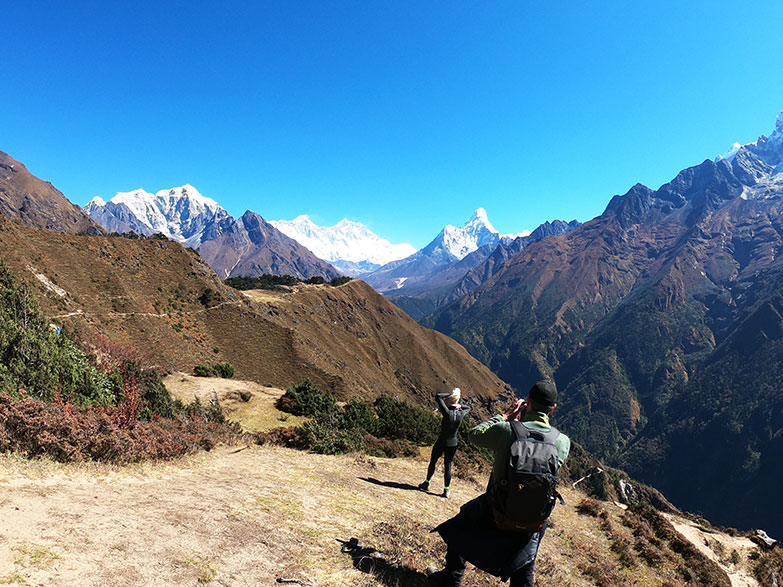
[358,477,421,492]
[338,537,430,586]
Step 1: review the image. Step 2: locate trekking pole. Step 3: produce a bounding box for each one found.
[572,467,603,488]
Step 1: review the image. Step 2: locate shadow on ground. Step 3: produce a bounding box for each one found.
[338,537,430,587]
[358,477,421,491]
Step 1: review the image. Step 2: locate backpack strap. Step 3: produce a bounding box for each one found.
[510,420,560,444]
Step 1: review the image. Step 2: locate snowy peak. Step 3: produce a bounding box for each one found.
[432,208,508,260]
[717,110,783,166]
[270,216,416,271]
[84,184,231,247]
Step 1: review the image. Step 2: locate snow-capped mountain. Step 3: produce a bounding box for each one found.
[421,207,526,263]
[85,185,233,248]
[717,110,783,166]
[84,185,339,280]
[365,208,526,293]
[270,215,416,275]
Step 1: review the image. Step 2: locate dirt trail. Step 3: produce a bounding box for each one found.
[664,514,758,587]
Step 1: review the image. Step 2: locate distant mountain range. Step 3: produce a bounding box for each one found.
[0,151,511,407]
[84,186,574,312]
[370,211,580,320]
[364,208,523,293]
[428,110,783,538]
[269,215,416,275]
[85,187,339,280]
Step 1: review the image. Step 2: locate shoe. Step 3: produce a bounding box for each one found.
[442,489,450,498]
[418,480,430,491]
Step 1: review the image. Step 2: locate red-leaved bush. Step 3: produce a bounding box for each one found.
[0,393,243,463]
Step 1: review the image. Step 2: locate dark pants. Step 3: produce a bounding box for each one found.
[427,444,457,487]
[437,527,546,587]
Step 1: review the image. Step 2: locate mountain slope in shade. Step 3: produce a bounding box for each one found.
[428,110,783,538]
[85,185,339,280]
[364,208,522,294]
[270,215,416,275]
[197,211,341,280]
[0,150,103,235]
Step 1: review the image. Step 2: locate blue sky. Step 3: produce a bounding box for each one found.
[3,1,783,248]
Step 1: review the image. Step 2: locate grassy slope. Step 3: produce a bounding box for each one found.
[0,218,509,409]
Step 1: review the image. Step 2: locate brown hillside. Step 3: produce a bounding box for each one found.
[241,280,510,404]
[0,150,103,235]
[0,217,509,406]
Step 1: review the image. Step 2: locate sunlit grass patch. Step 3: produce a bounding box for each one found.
[179,557,217,583]
[11,544,61,569]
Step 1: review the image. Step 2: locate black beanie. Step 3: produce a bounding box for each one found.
[528,380,557,407]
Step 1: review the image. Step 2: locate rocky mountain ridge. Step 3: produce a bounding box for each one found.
[0,150,103,236]
[386,218,581,321]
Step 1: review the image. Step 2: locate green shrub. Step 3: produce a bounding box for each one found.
[330,276,353,287]
[194,363,214,377]
[362,434,419,458]
[279,379,340,417]
[0,262,117,405]
[193,363,234,379]
[212,363,234,378]
[298,416,363,455]
[198,288,215,307]
[343,399,379,435]
[304,276,326,285]
[185,394,226,424]
[374,395,439,445]
[275,381,475,462]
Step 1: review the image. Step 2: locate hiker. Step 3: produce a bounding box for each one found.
[427,380,570,587]
[419,388,471,498]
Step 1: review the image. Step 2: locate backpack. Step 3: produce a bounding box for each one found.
[489,420,562,533]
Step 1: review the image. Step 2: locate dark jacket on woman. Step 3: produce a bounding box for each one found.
[435,392,471,447]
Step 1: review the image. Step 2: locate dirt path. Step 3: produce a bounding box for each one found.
[664,514,759,587]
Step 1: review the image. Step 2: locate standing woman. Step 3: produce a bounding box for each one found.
[419,387,471,498]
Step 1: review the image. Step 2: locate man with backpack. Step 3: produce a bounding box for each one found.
[428,380,570,587]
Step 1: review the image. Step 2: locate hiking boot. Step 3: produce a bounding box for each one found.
[418,480,430,491]
[442,488,450,498]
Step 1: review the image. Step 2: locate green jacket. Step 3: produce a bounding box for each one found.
[467,411,570,486]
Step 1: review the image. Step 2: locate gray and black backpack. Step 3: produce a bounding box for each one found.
[490,420,562,533]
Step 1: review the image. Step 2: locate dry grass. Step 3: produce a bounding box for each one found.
[0,440,759,586]
[163,372,308,432]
